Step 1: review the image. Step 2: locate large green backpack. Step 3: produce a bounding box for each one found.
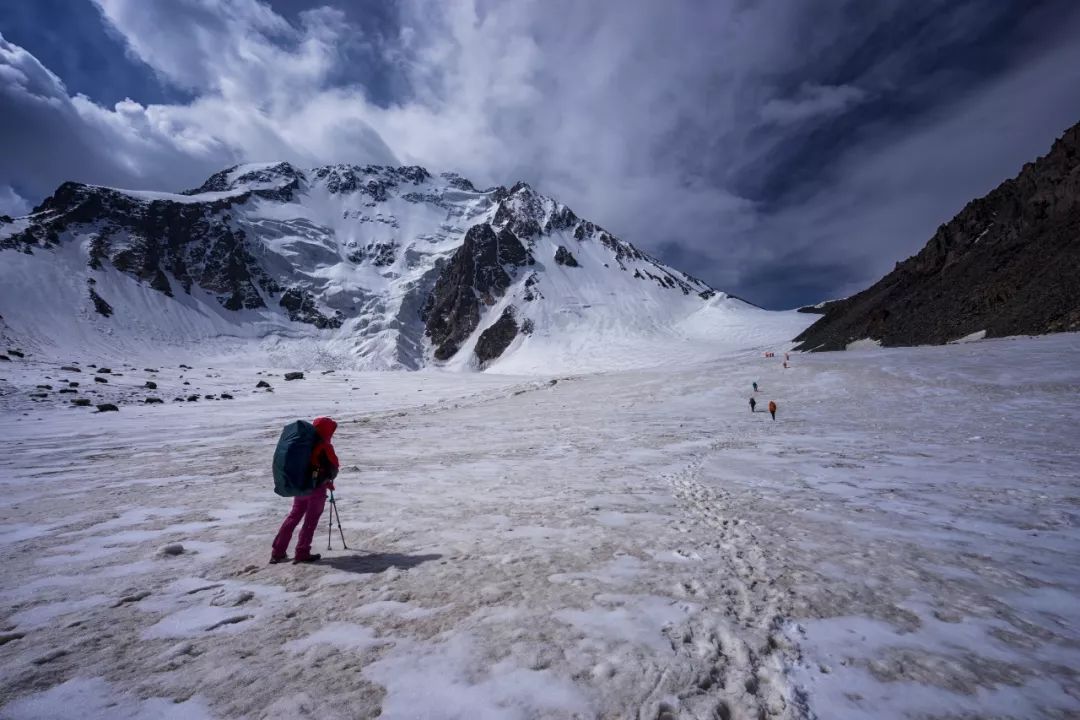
[272,420,320,497]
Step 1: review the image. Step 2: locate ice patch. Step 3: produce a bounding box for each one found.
[364,633,590,719]
[10,594,111,629]
[352,600,445,620]
[845,337,882,350]
[952,329,987,343]
[0,523,54,547]
[0,677,214,720]
[285,622,386,654]
[555,594,695,653]
[142,605,256,638]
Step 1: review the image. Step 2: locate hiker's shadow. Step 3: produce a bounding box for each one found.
[322,552,442,575]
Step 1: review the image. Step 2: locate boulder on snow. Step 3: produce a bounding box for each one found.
[256,380,271,388]
[186,395,199,402]
[160,543,184,556]
[96,403,119,412]
[220,393,233,399]
[59,388,76,394]
[145,381,157,389]
[284,372,304,381]
[8,349,25,358]
[60,365,81,372]
[97,367,112,374]
[145,397,164,404]
[72,398,91,407]
[0,355,9,362]
[94,376,108,384]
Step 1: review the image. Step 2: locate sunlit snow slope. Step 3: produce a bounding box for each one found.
[0,163,808,371]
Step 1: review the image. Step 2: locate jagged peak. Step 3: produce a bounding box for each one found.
[311,164,430,183]
[184,161,305,196]
[308,164,433,196]
[439,172,477,192]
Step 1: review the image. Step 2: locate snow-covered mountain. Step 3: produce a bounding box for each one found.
[0,162,799,370]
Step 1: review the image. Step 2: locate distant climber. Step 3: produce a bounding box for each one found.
[768,400,777,420]
[271,416,340,564]
[749,397,757,413]
[752,381,758,392]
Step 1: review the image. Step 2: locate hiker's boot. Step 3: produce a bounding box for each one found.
[293,552,322,564]
[269,554,289,564]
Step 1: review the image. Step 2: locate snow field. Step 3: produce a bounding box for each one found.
[0,333,1077,718]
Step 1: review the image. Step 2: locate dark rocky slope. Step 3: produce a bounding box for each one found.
[794,121,1080,351]
[422,223,533,360]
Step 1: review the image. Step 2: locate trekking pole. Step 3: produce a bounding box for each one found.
[331,491,348,549]
[327,495,334,551]
[326,490,348,550]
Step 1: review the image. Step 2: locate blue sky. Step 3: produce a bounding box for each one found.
[2,0,1079,308]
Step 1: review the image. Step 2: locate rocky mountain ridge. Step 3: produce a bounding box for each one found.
[794,121,1080,351]
[0,161,723,370]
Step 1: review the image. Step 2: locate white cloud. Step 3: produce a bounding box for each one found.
[0,185,31,216]
[760,83,868,125]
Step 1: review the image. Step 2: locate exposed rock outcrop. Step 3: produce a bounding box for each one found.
[555,246,579,267]
[423,223,533,360]
[279,288,343,329]
[7,182,272,313]
[475,307,520,367]
[89,288,113,317]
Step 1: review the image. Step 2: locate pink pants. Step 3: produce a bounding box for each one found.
[271,485,327,558]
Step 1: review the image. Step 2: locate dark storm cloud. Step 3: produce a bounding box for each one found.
[0,0,186,106]
[1,0,1079,308]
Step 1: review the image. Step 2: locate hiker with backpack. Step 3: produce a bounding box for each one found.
[271,416,340,564]
[768,400,777,420]
[749,397,757,412]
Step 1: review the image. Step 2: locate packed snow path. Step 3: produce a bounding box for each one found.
[0,334,1078,719]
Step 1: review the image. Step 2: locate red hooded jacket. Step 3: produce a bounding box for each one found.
[310,416,340,482]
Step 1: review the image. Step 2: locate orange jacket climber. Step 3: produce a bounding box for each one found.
[768,400,777,420]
